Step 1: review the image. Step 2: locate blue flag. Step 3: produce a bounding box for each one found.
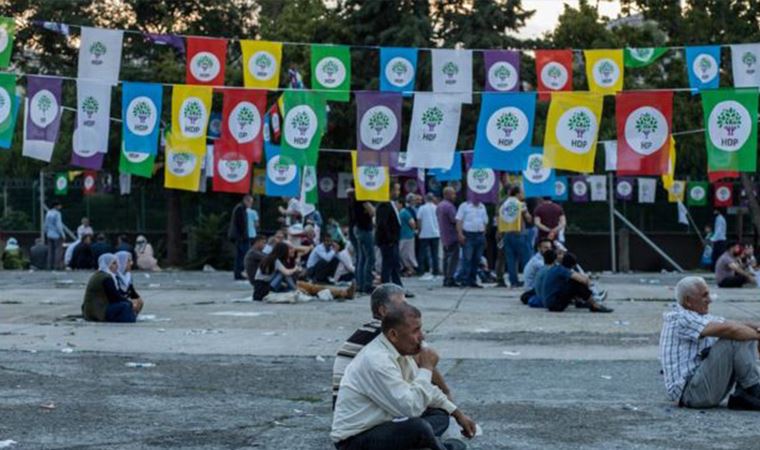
[522,149,555,198]
[429,152,462,181]
[380,47,418,94]
[553,176,569,202]
[685,46,721,92]
[265,143,300,197]
[473,93,536,171]
[0,96,20,149]
[122,82,162,154]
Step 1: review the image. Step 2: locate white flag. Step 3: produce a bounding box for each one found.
[22,98,55,162]
[677,201,688,225]
[73,80,112,156]
[78,27,124,82]
[587,175,607,201]
[406,93,461,169]
[119,173,131,195]
[638,177,656,203]
[603,140,617,171]
[337,172,353,199]
[730,43,760,88]
[432,49,473,104]
[204,144,214,177]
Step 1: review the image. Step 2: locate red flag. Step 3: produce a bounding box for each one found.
[616,91,673,176]
[83,171,97,195]
[220,89,267,163]
[713,182,733,207]
[186,37,227,86]
[267,103,281,144]
[212,138,253,194]
[708,171,739,182]
[535,50,573,101]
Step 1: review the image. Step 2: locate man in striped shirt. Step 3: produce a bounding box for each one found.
[660,276,760,409]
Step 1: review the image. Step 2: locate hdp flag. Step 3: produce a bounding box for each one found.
[252,168,266,195]
[623,47,667,68]
[584,49,624,95]
[543,91,603,173]
[401,169,426,196]
[23,76,62,162]
[463,153,498,204]
[318,173,336,198]
[430,152,462,182]
[661,137,677,190]
[431,49,473,104]
[553,176,568,202]
[164,132,203,192]
[122,82,162,155]
[730,44,760,88]
[119,142,155,178]
[615,177,634,201]
[380,47,417,94]
[685,46,721,91]
[281,91,326,167]
[71,80,111,170]
[473,92,536,171]
[311,44,350,102]
[171,84,213,155]
[83,171,97,195]
[0,73,17,147]
[186,37,227,86]
[570,176,589,202]
[54,172,68,195]
[0,17,15,68]
[301,165,318,205]
[588,175,607,202]
[356,92,402,166]
[212,138,252,194]
[687,181,708,206]
[637,178,656,203]
[352,151,389,202]
[241,40,282,89]
[713,182,733,207]
[702,88,758,172]
[220,88,267,163]
[535,50,572,101]
[406,93,462,169]
[484,50,520,92]
[522,150,555,198]
[77,27,123,83]
[391,152,416,177]
[667,180,685,203]
[265,144,300,197]
[615,91,673,175]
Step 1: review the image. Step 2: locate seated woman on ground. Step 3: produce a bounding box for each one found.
[253,242,301,300]
[115,251,145,310]
[81,253,144,323]
[135,235,161,271]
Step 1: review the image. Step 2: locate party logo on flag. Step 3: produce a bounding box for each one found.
[487,107,529,151]
[217,157,249,183]
[708,101,751,152]
[126,96,157,136]
[319,176,335,194]
[499,197,521,224]
[55,173,68,194]
[358,165,387,191]
[80,95,99,127]
[385,56,414,88]
[488,61,518,91]
[360,106,398,150]
[557,107,598,154]
[180,97,208,138]
[284,105,318,148]
[572,179,588,197]
[593,58,620,88]
[87,40,107,66]
[421,106,444,135]
[190,51,221,83]
[124,150,150,164]
[541,62,569,90]
[83,172,96,194]
[0,84,10,124]
[250,51,277,81]
[30,89,59,127]
[167,152,198,177]
[0,24,9,56]
[302,165,317,191]
[229,101,261,144]
[625,107,668,156]
[523,153,550,184]
[694,53,718,83]
[315,57,346,89]
[616,179,633,198]
[554,178,568,198]
[715,185,731,202]
[467,168,495,194]
[267,155,297,186]
[691,185,706,201]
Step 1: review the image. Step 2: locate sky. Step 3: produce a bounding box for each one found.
[520,0,625,38]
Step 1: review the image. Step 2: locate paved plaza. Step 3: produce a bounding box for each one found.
[2,270,760,449]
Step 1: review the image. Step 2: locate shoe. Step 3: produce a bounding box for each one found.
[420,273,435,281]
[728,390,760,410]
[575,299,592,309]
[496,281,507,288]
[346,283,356,300]
[590,303,614,313]
[594,289,608,302]
[468,284,483,289]
[443,437,468,450]
[405,290,416,298]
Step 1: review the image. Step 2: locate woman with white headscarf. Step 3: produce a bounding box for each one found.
[81,253,143,322]
[115,251,144,307]
[135,235,161,271]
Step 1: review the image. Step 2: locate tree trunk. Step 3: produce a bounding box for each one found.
[740,174,760,246]
[166,190,184,266]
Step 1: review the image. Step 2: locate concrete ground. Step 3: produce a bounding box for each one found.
[1,270,760,449]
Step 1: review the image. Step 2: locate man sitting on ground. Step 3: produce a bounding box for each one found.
[715,242,756,288]
[331,302,476,450]
[660,276,760,410]
[527,248,558,308]
[306,233,341,284]
[541,253,613,313]
[520,238,553,304]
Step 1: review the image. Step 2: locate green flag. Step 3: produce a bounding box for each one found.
[302,165,318,205]
[623,47,668,68]
[0,17,14,68]
[686,181,708,206]
[0,73,17,146]
[281,91,326,167]
[702,88,758,172]
[54,173,68,195]
[311,44,351,102]
[119,143,156,178]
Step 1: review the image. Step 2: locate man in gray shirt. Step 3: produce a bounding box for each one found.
[43,202,65,270]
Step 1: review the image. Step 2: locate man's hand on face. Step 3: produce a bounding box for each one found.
[452,410,477,438]
[416,347,439,371]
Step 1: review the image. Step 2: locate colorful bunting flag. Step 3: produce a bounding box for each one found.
[54,172,68,195]
[391,152,416,176]
[637,178,656,203]
[553,176,568,202]
[220,88,267,163]
[351,151,389,201]
[311,44,351,102]
[401,172,425,196]
[587,175,607,201]
[543,91,603,173]
[380,47,417,93]
[265,144,300,197]
[430,152,462,182]
[186,37,227,86]
[171,84,213,154]
[212,138,252,194]
[77,27,123,82]
[615,177,634,200]
[406,93,461,169]
[615,91,673,175]
[603,140,617,171]
[252,168,266,195]
[535,49,573,101]
[83,171,97,195]
[164,133,203,192]
[281,91,326,167]
[144,33,184,53]
[685,46,720,91]
[356,92,402,166]
[464,153,498,204]
[730,43,760,88]
[661,137,677,190]
[241,40,282,89]
[122,82,162,155]
[522,150,555,198]
[0,17,15,68]
[337,172,353,198]
[623,47,667,68]
[431,49,472,104]
[702,88,758,172]
[570,176,589,202]
[473,92,536,171]
[0,73,17,147]
[301,165,318,205]
[71,80,111,170]
[484,50,520,92]
[23,76,62,162]
[119,142,155,178]
[687,181,708,206]
[584,49,624,95]
[668,180,686,203]
[713,182,733,207]
[318,173,336,198]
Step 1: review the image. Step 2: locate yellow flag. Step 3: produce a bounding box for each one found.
[351,151,389,201]
[252,168,266,194]
[164,133,203,192]
[241,40,282,89]
[543,92,604,173]
[171,84,213,155]
[661,137,676,190]
[584,49,624,95]
[668,180,685,202]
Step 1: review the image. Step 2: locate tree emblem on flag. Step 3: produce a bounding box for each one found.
[633,48,654,60]
[567,111,591,138]
[634,112,658,139]
[368,110,390,135]
[132,101,152,123]
[291,111,311,136]
[89,41,106,62]
[496,112,519,137]
[494,64,511,81]
[547,65,562,80]
[81,96,99,118]
[237,106,255,130]
[0,95,5,111]
[255,53,272,69]
[183,101,203,124]
[172,152,190,168]
[698,56,712,73]
[598,60,615,80]
[442,61,459,78]
[363,165,379,180]
[37,94,52,122]
[528,155,543,173]
[195,54,215,73]
[225,160,243,175]
[422,107,444,131]
[391,60,408,76]
[717,107,741,136]
[322,59,340,77]
[472,168,489,183]
[274,161,290,175]
[504,201,519,220]
[742,51,757,67]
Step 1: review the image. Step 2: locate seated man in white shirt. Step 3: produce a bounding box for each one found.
[306,233,341,284]
[331,303,476,450]
[660,276,760,410]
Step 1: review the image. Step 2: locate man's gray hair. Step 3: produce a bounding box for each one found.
[370,283,406,318]
[405,193,416,205]
[675,276,707,305]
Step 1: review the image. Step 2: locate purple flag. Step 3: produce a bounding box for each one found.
[615,177,634,201]
[32,20,70,36]
[356,92,402,166]
[484,50,521,92]
[390,151,417,176]
[71,151,104,170]
[401,169,426,196]
[318,173,336,198]
[23,76,63,162]
[570,176,589,202]
[144,33,185,54]
[464,153,499,204]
